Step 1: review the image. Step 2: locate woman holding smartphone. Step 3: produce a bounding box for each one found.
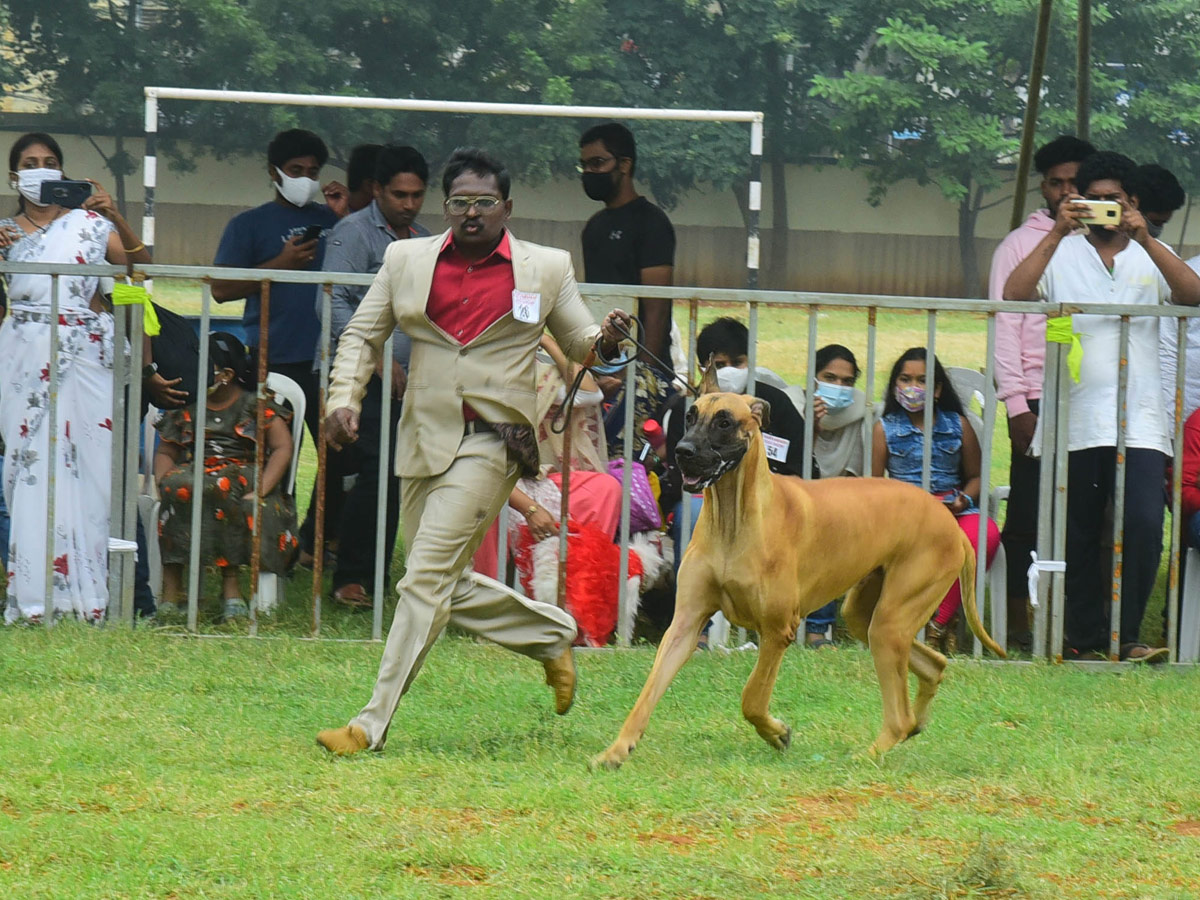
[0,132,136,623]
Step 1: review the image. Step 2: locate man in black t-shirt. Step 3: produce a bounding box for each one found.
[579,123,679,459]
[578,122,676,366]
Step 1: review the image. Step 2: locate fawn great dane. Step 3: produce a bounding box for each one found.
[591,390,1004,770]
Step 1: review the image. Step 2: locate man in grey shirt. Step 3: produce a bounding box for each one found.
[321,143,430,607]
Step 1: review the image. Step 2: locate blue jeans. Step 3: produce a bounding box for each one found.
[671,495,836,637]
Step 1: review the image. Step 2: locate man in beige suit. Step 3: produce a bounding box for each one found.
[316,148,631,755]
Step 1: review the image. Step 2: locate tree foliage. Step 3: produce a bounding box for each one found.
[5,1,1199,291]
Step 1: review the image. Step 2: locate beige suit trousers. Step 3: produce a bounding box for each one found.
[350,432,578,748]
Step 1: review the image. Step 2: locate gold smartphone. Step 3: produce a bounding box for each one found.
[1077,199,1122,226]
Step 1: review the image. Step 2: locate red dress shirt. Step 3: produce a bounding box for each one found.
[427,231,515,344]
[426,232,516,421]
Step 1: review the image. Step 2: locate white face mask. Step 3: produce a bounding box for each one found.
[715,365,750,394]
[274,167,318,207]
[13,167,63,207]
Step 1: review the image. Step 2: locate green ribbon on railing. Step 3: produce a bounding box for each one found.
[1045,315,1082,383]
[110,282,161,337]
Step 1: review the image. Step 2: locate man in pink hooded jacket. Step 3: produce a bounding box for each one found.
[988,135,1094,651]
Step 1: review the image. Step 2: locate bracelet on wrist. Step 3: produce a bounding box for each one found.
[523,504,539,519]
[124,242,145,254]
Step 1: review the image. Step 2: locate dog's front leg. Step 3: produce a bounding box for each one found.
[741,631,792,751]
[589,602,712,771]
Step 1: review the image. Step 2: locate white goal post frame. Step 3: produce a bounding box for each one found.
[141,86,765,288]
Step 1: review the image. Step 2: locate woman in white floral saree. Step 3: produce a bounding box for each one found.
[0,133,126,623]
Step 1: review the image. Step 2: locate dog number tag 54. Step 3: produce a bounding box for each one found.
[761,433,789,463]
[512,290,541,324]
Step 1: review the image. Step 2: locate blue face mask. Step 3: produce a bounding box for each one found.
[815,381,855,410]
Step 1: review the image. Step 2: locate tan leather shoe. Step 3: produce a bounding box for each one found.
[316,724,369,756]
[542,648,576,715]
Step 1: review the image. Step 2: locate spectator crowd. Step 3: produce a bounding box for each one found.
[1,124,1198,668]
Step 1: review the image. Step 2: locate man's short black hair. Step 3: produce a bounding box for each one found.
[1074,150,1138,196]
[375,144,429,188]
[346,144,383,192]
[1130,163,1185,215]
[696,317,749,365]
[1033,135,1095,176]
[580,122,637,177]
[267,129,329,169]
[441,147,510,199]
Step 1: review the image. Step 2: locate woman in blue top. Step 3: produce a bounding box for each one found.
[871,347,1000,652]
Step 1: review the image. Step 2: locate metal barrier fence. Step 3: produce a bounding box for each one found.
[2,259,1197,663]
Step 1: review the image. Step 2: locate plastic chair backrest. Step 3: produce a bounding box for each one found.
[264,373,306,495]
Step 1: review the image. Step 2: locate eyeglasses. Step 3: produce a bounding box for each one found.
[575,155,618,174]
[444,195,503,215]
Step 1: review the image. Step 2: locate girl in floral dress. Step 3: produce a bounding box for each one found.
[154,333,298,620]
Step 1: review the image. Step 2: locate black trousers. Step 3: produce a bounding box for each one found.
[332,375,401,591]
[258,359,346,555]
[1001,399,1040,636]
[1065,446,1166,652]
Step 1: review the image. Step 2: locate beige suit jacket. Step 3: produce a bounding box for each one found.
[327,229,603,479]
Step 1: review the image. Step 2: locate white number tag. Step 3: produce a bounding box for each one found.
[512,290,541,324]
[761,433,790,462]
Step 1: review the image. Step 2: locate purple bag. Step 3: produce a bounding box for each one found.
[607,459,663,532]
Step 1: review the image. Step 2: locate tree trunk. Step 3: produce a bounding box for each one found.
[113,132,128,220]
[763,45,790,289]
[957,181,984,298]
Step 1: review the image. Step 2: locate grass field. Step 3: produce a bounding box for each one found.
[2,627,1199,898]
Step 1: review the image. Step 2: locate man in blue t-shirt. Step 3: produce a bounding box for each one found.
[212,128,341,565]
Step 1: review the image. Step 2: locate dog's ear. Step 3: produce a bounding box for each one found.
[699,353,721,395]
[743,395,771,429]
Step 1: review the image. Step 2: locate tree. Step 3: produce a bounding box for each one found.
[809,0,1200,297]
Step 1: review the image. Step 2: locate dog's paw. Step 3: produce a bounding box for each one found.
[588,744,632,771]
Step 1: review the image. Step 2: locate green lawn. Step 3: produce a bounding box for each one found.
[1,627,1199,898]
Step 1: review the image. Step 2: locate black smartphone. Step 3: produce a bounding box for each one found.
[39,179,93,209]
[300,224,325,242]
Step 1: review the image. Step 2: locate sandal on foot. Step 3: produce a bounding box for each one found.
[331,584,372,609]
[805,638,837,650]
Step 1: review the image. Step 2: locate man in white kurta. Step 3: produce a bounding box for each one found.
[1003,151,1200,661]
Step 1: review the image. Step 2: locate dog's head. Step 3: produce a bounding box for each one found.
[675,393,771,492]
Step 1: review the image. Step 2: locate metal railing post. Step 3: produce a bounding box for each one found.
[372,334,395,642]
[1167,315,1187,663]
[44,276,60,626]
[1108,317,1131,660]
[185,285,212,634]
[616,357,636,646]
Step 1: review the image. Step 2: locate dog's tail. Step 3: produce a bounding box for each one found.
[957,528,1006,658]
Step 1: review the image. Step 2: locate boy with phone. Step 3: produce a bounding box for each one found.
[211,128,342,569]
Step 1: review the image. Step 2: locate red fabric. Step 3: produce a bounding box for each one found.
[932,512,1001,626]
[426,231,515,345]
[511,521,643,647]
[1182,409,1200,521]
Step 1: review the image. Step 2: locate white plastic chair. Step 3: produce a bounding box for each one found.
[252,373,305,614]
[944,366,1009,650]
[1179,548,1200,663]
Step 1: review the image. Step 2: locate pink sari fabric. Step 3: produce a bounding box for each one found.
[472,471,621,580]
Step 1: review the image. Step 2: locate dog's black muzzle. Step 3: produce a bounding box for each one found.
[675,429,748,492]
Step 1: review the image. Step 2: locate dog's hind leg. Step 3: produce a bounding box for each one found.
[740,630,793,751]
[865,575,948,758]
[590,596,714,772]
[907,641,948,737]
[841,569,883,645]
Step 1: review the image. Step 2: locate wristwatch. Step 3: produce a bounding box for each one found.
[141,361,158,380]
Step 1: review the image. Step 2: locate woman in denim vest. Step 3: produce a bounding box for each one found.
[871,347,1000,653]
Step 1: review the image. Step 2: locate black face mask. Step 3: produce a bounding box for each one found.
[582,170,618,202]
